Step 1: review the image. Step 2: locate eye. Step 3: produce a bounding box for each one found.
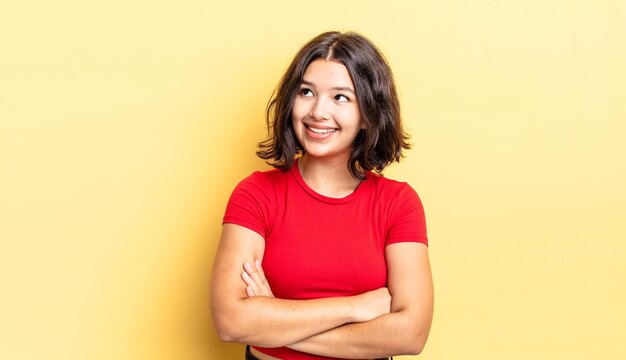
[334,94,349,102]
[300,88,314,97]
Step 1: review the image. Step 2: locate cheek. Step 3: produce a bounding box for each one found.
[291,99,307,119]
[337,107,361,128]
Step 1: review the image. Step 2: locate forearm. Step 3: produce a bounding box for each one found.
[288,309,429,358]
[213,293,359,348]
[284,242,435,358]
[211,225,363,347]
[214,244,391,348]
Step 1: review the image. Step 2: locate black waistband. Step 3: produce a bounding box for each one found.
[245,345,260,360]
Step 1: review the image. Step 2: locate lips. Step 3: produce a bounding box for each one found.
[306,125,338,134]
[304,124,339,140]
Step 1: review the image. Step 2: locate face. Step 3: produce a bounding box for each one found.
[291,58,362,163]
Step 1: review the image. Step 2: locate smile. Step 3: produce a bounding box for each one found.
[306,125,338,134]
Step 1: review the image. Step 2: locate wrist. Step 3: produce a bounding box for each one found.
[347,293,366,323]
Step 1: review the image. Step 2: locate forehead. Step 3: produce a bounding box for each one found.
[302,59,354,88]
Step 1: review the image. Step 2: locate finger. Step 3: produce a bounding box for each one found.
[255,260,274,297]
[245,286,255,297]
[244,262,266,290]
[243,262,256,277]
[241,270,261,296]
[244,262,268,297]
[244,261,274,297]
[255,259,266,279]
[241,271,254,287]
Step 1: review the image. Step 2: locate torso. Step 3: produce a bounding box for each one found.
[224,162,427,360]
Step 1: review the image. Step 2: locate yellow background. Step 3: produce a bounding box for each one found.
[1,1,625,359]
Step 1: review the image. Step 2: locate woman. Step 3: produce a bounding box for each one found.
[210,31,433,360]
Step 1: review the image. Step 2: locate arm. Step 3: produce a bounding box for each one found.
[287,242,433,358]
[210,223,391,348]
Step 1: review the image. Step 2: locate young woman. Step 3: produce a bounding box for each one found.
[210,31,433,360]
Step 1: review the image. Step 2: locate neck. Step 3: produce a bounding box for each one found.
[298,155,362,198]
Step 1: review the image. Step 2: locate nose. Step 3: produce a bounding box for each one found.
[309,97,331,121]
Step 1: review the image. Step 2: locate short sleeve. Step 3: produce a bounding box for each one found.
[386,183,428,246]
[222,172,274,238]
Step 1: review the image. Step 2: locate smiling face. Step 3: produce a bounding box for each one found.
[291,59,363,163]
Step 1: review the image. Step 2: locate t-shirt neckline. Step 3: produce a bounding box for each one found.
[291,158,369,204]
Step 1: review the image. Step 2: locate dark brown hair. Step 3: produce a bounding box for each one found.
[257,31,410,180]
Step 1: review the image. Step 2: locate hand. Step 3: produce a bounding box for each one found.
[351,287,392,322]
[242,259,275,298]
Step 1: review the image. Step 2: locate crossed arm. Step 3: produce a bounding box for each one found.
[210,223,433,358]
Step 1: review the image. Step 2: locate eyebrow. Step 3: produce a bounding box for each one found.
[301,80,355,94]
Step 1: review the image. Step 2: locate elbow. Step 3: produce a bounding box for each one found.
[211,303,280,347]
[404,341,425,356]
[212,303,270,346]
[399,337,427,356]
[394,307,432,355]
[214,318,280,348]
[398,325,430,355]
[214,317,253,344]
[216,329,234,343]
[213,315,238,343]
[211,303,244,343]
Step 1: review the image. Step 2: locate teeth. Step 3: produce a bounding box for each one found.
[308,126,337,134]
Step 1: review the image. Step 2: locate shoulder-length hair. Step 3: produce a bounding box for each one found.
[257,31,410,180]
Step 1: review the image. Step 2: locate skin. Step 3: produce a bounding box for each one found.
[244,243,433,359]
[211,224,392,347]
[210,59,434,359]
[291,58,365,198]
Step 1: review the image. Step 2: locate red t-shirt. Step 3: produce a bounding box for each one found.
[223,162,428,359]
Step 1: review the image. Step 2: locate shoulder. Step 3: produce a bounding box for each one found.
[368,174,428,246]
[228,167,294,209]
[366,172,421,202]
[224,168,287,236]
[240,167,283,183]
[234,168,286,193]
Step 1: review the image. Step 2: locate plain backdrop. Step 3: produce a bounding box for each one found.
[1,1,625,359]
